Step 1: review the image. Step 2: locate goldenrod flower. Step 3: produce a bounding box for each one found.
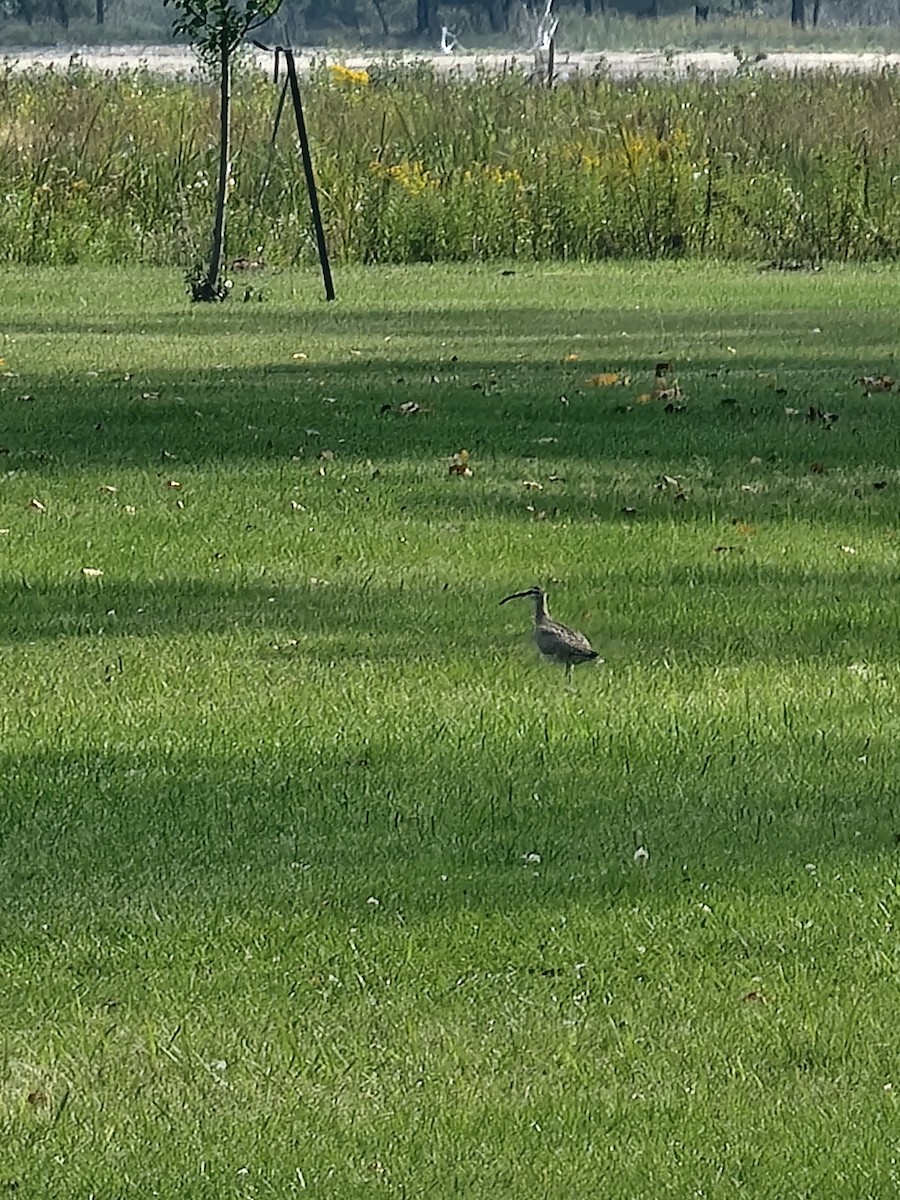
[329,64,370,87]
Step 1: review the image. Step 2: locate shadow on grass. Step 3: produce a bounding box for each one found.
[1,719,895,918]
[0,353,896,478]
[1,571,898,668]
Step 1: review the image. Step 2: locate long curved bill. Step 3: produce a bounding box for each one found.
[499,590,535,606]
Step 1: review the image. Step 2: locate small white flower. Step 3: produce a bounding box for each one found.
[521,852,541,864]
[804,863,817,873]
[700,903,712,915]
[366,896,380,906]
[211,1060,227,1072]
[633,846,650,865]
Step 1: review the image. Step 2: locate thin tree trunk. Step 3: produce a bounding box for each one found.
[204,32,231,300]
[791,0,805,28]
[370,0,389,36]
[811,0,819,24]
[96,0,104,22]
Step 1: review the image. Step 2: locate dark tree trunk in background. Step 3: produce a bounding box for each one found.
[487,0,511,32]
[812,0,819,24]
[370,0,389,35]
[695,4,708,20]
[96,0,104,23]
[55,0,68,26]
[791,0,805,28]
[415,0,433,35]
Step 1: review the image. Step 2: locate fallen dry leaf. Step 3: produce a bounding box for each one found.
[99,485,117,494]
[165,480,182,489]
[449,449,473,477]
[859,373,893,394]
[28,498,46,512]
[655,474,680,490]
[522,480,543,491]
[585,372,620,387]
[81,567,104,578]
[808,405,838,428]
[841,545,857,554]
[291,352,308,360]
[565,353,579,362]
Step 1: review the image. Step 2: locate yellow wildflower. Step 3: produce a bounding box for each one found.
[329,64,370,87]
[372,159,434,196]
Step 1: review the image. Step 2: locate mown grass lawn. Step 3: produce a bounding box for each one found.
[2,262,900,1197]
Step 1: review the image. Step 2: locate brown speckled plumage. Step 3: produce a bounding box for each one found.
[500,586,600,683]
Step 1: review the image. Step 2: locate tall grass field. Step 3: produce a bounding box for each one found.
[4,60,900,266]
[2,261,900,1195]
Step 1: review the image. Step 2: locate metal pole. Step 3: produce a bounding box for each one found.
[278,45,335,301]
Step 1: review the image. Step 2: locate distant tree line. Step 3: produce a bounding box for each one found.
[0,0,897,40]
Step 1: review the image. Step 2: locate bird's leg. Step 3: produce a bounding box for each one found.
[565,662,573,689]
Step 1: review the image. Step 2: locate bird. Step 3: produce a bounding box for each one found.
[440,26,459,54]
[499,585,600,685]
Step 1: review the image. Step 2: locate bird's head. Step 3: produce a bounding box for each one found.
[499,586,545,606]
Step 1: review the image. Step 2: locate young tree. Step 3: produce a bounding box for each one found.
[164,0,283,300]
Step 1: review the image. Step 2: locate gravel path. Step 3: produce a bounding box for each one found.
[4,42,900,80]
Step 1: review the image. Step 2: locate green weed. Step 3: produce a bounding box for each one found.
[4,62,900,266]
